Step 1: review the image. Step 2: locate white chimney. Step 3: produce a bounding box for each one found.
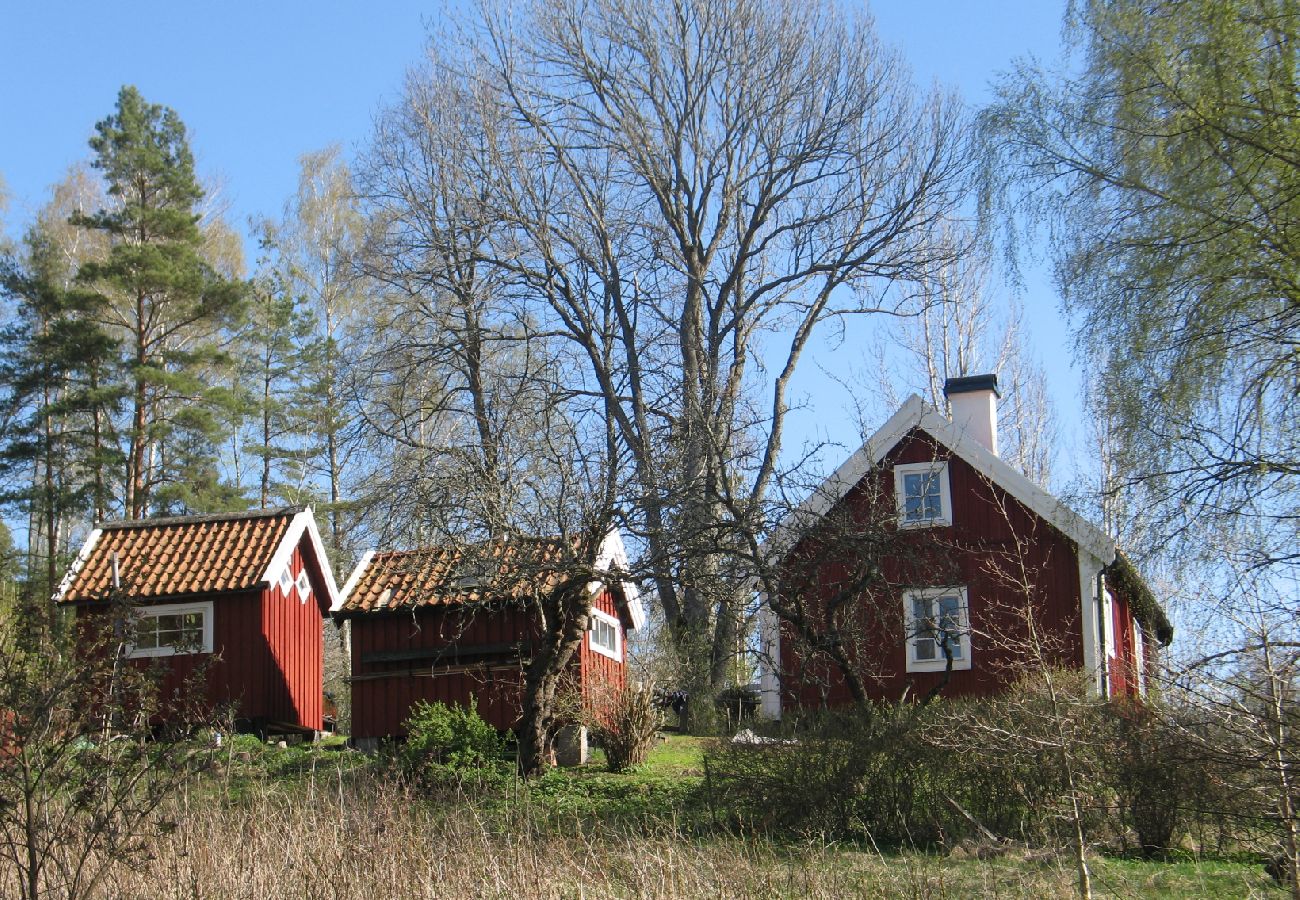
[944,373,1000,456]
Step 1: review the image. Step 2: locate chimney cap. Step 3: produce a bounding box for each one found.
[944,373,1000,398]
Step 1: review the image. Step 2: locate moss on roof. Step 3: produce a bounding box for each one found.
[1105,551,1173,646]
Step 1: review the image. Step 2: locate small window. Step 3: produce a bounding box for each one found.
[894,461,952,528]
[278,567,294,595]
[128,601,214,659]
[589,608,622,661]
[904,587,970,672]
[295,570,312,604]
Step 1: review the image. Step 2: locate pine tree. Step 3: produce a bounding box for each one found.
[0,226,120,596]
[74,86,247,519]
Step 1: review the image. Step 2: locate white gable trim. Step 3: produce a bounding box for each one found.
[765,394,1117,565]
[259,508,342,613]
[591,528,646,630]
[337,549,377,613]
[52,527,104,602]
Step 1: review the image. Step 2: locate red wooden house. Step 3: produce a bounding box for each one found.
[759,375,1172,717]
[335,530,644,747]
[55,506,340,734]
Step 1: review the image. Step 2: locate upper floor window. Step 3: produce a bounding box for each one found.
[589,607,622,661]
[894,461,952,528]
[128,600,214,659]
[904,587,970,672]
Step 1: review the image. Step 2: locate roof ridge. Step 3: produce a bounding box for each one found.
[95,506,307,531]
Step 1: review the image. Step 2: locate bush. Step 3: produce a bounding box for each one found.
[592,684,661,772]
[401,699,504,785]
[703,704,975,845]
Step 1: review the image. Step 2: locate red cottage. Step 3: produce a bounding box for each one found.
[759,375,1172,718]
[336,530,644,748]
[55,506,340,734]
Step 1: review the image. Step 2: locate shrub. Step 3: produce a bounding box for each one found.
[592,683,661,772]
[703,704,972,845]
[401,699,504,784]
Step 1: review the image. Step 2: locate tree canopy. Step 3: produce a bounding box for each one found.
[983,0,1299,571]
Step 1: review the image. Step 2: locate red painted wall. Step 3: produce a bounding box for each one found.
[74,534,328,731]
[579,587,630,721]
[349,589,630,740]
[349,604,536,738]
[779,428,1087,710]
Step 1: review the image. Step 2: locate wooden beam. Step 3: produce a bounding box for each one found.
[359,641,533,666]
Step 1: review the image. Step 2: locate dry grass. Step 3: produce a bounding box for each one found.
[1,744,1283,899]
[53,775,1273,899]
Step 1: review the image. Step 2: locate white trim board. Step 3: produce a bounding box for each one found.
[337,549,377,613]
[259,507,342,612]
[52,527,104,602]
[764,394,1117,566]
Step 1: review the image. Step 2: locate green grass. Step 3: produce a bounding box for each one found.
[210,733,1286,898]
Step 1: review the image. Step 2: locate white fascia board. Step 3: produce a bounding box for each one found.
[52,527,104,602]
[764,393,1118,567]
[762,395,928,561]
[261,508,343,612]
[1078,550,1106,695]
[337,550,377,613]
[591,528,646,630]
[757,595,782,720]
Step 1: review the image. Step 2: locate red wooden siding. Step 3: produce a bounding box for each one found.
[780,427,1086,709]
[579,587,629,719]
[260,541,328,729]
[350,589,631,740]
[349,604,537,738]
[73,532,328,731]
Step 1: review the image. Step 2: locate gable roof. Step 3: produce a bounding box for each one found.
[336,530,645,629]
[55,506,341,609]
[765,394,1117,565]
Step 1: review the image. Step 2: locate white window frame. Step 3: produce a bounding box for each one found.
[127,600,214,659]
[894,461,953,529]
[903,587,971,673]
[588,607,622,662]
[1133,620,1147,696]
[1103,589,1116,660]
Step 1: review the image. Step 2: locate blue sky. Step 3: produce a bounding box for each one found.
[0,0,1081,485]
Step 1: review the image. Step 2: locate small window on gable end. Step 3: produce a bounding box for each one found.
[589,608,621,661]
[894,461,952,528]
[904,587,970,673]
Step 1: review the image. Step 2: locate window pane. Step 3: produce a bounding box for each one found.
[158,614,181,632]
[182,613,202,629]
[937,596,962,659]
[135,629,158,649]
[915,637,936,660]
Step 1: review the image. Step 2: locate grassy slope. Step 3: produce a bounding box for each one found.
[66,733,1283,899]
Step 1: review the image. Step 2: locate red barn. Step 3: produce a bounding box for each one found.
[55,506,340,734]
[335,530,644,747]
[759,375,1172,717]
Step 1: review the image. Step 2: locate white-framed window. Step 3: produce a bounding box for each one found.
[903,587,971,673]
[589,607,622,661]
[1133,620,1147,696]
[295,570,312,604]
[127,600,214,659]
[894,461,953,528]
[278,567,294,595]
[1103,589,1116,660]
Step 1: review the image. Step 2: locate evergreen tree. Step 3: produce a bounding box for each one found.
[74,86,247,519]
[0,226,119,596]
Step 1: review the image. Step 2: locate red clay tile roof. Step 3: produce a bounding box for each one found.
[339,538,577,615]
[58,507,304,604]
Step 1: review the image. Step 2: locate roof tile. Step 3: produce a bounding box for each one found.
[59,507,303,604]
